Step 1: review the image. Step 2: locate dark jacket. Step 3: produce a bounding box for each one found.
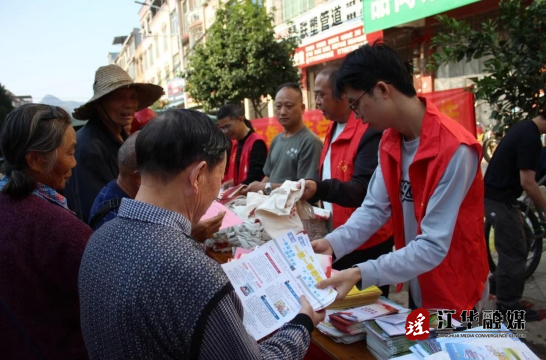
[65,115,125,221]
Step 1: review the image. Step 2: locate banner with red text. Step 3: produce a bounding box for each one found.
[251,88,476,146]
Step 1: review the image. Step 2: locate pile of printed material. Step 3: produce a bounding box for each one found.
[364,311,463,360]
[326,281,383,309]
[317,297,407,345]
[406,323,539,360]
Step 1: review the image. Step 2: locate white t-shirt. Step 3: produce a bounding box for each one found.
[322,122,347,215]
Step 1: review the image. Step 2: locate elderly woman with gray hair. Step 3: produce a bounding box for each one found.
[0,104,92,359]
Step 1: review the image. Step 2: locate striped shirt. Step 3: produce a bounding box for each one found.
[79,198,313,359]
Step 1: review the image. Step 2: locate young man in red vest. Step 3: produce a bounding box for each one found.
[218,104,267,188]
[313,43,489,315]
[301,66,394,296]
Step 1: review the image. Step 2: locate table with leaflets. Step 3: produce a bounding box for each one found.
[206,248,373,360]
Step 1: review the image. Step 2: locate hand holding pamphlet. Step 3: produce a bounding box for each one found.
[221,231,337,340]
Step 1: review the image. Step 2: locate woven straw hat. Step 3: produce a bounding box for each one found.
[73,65,164,120]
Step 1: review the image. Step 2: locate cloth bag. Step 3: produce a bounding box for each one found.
[254,179,314,239]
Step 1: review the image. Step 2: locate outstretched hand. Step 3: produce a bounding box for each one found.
[299,180,318,202]
[298,295,326,327]
[316,268,361,301]
[191,211,226,242]
[311,238,333,256]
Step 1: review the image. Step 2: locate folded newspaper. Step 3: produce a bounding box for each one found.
[221,231,337,340]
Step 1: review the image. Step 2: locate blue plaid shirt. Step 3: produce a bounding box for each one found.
[0,176,72,212]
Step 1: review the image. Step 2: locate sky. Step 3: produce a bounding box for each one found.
[0,0,143,103]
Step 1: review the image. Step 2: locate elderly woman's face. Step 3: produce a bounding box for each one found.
[37,126,77,190]
[100,87,139,128]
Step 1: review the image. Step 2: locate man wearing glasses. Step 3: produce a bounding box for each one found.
[300,66,394,297]
[312,42,489,315]
[218,104,267,189]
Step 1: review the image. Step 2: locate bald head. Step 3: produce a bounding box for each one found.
[118,131,139,175]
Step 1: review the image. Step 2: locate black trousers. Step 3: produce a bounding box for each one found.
[333,236,395,298]
[484,198,530,308]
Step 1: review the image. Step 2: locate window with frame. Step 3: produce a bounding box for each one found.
[173,53,180,74]
[282,0,314,22]
[171,10,179,35]
[162,23,169,52]
[148,46,153,66]
[155,38,160,58]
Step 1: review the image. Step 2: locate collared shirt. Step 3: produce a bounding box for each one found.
[88,179,130,229]
[0,176,72,212]
[79,198,312,359]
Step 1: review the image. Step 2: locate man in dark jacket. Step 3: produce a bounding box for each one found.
[65,65,163,221]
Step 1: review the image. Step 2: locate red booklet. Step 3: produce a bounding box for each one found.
[218,184,246,205]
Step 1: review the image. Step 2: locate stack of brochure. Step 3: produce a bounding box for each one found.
[221,231,338,340]
[317,310,367,344]
[326,278,383,309]
[363,310,454,360]
[316,297,407,346]
[328,298,399,334]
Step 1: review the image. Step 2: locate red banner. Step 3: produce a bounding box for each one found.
[251,88,476,146]
[421,88,477,136]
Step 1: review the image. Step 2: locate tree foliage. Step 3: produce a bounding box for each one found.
[429,0,546,131]
[0,83,14,134]
[183,0,300,117]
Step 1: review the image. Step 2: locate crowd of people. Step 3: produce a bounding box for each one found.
[0,41,542,359]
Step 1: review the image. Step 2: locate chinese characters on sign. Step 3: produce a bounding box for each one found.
[363,0,480,33]
[275,0,363,41]
[293,26,383,68]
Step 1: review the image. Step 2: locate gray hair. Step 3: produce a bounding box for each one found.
[1,103,72,198]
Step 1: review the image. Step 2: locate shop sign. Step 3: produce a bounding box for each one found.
[167,77,185,103]
[362,0,480,33]
[275,0,363,42]
[293,26,383,68]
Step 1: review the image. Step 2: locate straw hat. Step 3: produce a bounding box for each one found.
[73,65,164,120]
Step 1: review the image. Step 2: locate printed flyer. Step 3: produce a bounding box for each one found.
[221,231,337,340]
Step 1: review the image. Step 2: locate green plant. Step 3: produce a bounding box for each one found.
[183,0,300,117]
[429,0,546,132]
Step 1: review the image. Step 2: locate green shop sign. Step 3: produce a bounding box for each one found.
[362,0,480,33]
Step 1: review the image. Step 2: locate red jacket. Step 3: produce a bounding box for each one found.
[228,132,266,186]
[319,113,393,250]
[380,99,488,313]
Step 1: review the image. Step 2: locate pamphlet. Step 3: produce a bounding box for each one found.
[221,231,337,340]
[201,201,244,230]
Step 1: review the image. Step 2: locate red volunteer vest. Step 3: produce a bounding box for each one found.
[228,132,266,186]
[319,113,393,250]
[380,98,488,314]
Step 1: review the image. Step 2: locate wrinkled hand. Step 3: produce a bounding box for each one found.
[316,268,361,301]
[221,179,234,191]
[239,181,265,196]
[299,180,318,202]
[311,238,333,256]
[298,295,326,327]
[191,212,226,242]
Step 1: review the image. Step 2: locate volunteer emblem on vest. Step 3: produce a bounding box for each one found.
[337,160,348,173]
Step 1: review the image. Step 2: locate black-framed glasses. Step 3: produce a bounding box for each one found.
[348,91,367,114]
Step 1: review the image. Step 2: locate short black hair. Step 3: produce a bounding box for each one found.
[217,104,243,120]
[275,83,303,100]
[136,109,230,181]
[217,103,253,130]
[335,41,416,98]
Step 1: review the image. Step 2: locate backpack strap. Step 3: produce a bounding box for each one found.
[88,197,122,229]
